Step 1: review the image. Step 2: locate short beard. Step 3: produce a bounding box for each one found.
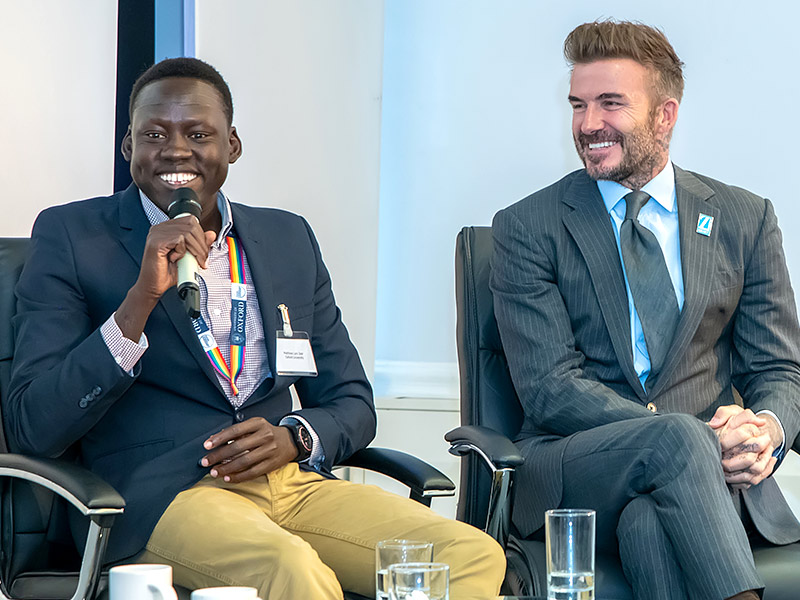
[575,113,668,190]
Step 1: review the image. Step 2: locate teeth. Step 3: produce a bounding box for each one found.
[588,141,616,149]
[160,173,197,185]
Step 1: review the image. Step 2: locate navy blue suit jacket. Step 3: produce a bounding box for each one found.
[5,184,375,563]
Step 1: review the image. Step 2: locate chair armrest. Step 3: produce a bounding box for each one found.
[340,447,455,506]
[0,454,125,600]
[0,454,124,522]
[445,425,524,471]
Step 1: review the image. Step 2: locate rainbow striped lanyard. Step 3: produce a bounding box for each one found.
[191,233,247,396]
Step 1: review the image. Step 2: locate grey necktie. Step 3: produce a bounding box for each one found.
[619,190,680,383]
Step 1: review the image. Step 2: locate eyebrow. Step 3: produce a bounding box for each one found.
[568,92,626,103]
[139,116,215,128]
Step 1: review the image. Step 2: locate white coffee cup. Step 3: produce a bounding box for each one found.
[191,587,259,600]
[108,564,178,600]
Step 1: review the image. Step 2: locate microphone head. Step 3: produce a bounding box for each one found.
[167,188,202,220]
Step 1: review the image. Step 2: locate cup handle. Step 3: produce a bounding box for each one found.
[148,583,178,600]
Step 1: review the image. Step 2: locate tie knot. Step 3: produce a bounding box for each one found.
[624,190,651,221]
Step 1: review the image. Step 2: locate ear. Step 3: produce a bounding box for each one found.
[121,126,133,161]
[228,126,242,164]
[656,98,680,136]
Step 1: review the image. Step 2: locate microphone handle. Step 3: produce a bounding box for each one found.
[178,282,201,318]
[171,209,202,318]
[176,251,200,318]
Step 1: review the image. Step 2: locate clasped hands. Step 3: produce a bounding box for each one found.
[708,405,781,490]
[200,417,299,483]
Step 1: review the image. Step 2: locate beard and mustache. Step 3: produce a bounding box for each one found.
[574,112,668,189]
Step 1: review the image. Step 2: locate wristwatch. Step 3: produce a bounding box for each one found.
[284,421,313,462]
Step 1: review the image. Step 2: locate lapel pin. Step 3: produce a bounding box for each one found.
[696,213,714,237]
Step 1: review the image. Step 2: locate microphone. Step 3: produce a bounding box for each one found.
[167,188,202,318]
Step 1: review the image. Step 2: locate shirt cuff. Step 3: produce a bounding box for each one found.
[756,409,786,458]
[280,414,325,469]
[100,312,148,374]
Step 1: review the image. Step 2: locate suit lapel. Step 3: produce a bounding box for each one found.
[648,166,719,397]
[562,172,645,398]
[117,185,226,399]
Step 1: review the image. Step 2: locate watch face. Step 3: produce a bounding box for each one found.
[298,426,312,452]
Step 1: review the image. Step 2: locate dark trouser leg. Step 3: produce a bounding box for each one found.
[617,495,687,600]
[559,414,762,600]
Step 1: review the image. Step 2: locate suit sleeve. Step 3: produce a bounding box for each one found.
[291,218,376,470]
[490,206,654,438]
[730,198,800,455]
[6,209,137,457]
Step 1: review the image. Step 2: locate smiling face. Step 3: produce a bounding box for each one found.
[568,58,677,190]
[121,77,242,228]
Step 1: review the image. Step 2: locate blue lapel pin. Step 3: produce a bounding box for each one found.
[696,213,714,236]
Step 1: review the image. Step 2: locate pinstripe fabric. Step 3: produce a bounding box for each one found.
[617,495,687,599]
[560,414,759,598]
[490,166,800,596]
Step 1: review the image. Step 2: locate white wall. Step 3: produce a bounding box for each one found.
[0,1,118,236]
[194,0,384,377]
[376,0,800,397]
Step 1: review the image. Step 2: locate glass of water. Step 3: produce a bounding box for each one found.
[376,540,434,600]
[388,562,449,600]
[545,509,595,600]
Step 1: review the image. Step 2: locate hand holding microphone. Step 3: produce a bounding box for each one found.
[168,188,203,318]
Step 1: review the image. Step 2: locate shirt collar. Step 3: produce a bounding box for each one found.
[138,189,234,245]
[597,160,676,218]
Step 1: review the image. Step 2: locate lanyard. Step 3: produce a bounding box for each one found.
[191,233,247,396]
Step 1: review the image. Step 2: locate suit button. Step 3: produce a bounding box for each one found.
[92,386,102,396]
[646,402,657,413]
[235,411,245,422]
[79,398,89,408]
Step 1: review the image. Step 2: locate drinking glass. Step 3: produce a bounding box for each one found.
[388,562,449,600]
[546,509,595,600]
[376,539,434,600]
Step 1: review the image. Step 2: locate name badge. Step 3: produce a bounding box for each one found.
[276,331,318,376]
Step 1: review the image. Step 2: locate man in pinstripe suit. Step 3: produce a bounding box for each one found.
[491,20,800,600]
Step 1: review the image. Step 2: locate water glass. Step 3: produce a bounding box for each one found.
[546,509,595,600]
[388,562,449,600]
[376,539,434,600]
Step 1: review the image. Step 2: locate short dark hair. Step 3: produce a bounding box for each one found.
[564,20,684,103]
[129,57,234,124]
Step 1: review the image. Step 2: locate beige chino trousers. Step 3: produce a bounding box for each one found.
[139,462,505,599]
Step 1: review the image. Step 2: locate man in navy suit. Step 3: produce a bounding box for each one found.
[7,58,504,599]
[491,20,800,600]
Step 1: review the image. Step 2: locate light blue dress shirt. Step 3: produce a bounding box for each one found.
[597,160,683,388]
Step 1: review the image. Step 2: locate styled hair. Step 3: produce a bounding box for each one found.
[129,57,234,124]
[564,20,685,103]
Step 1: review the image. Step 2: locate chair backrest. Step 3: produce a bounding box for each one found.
[0,238,29,455]
[454,226,523,528]
[0,238,80,585]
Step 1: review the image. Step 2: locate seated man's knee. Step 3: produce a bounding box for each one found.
[259,536,342,599]
[652,413,720,466]
[437,522,506,595]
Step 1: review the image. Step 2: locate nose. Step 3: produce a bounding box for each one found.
[163,134,192,159]
[580,103,604,134]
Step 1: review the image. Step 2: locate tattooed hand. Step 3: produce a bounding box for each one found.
[708,405,780,490]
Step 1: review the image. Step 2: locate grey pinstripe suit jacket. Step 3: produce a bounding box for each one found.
[491,166,800,544]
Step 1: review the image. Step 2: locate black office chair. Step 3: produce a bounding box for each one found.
[445,225,800,599]
[0,237,454,600]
